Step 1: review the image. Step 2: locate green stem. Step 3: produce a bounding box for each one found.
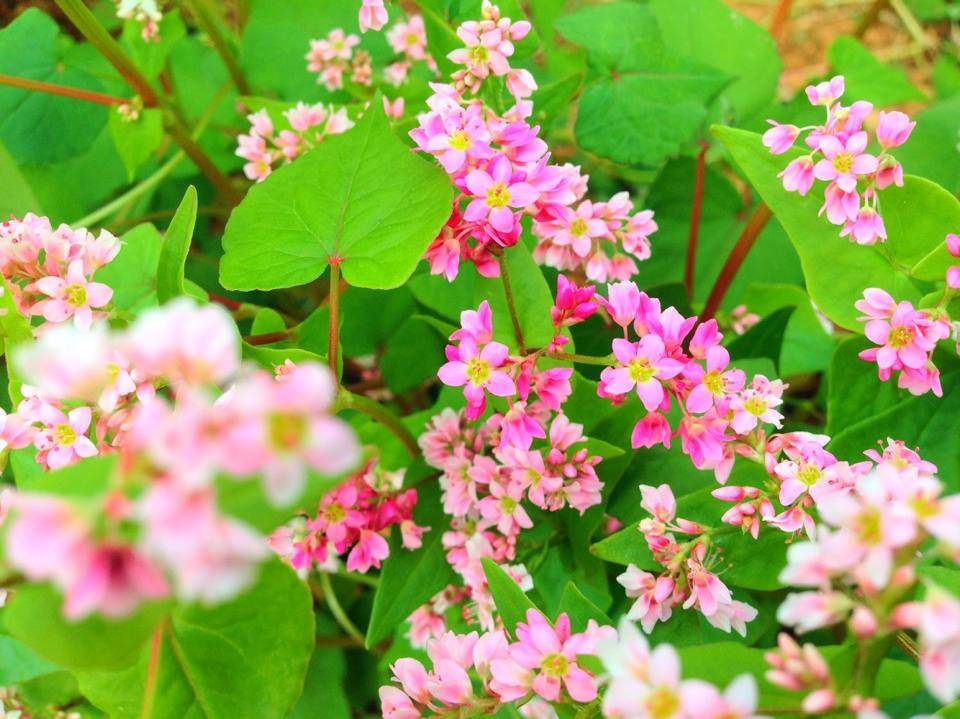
[328,261,341,383]
[336,569,380,588]
[71,81,231,229]
[498,254,525,351]
[54,0,240,206]
[318,572,365,645]
[182,0,251,95]
[338,389,420,459]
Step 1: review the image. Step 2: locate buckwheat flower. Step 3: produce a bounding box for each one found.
[6,495,91,583]
[806,75,845,106]
[777,590,853,633]
[421,106,494,174]
[860,300,945,373]
[545,201,610,257]
[379,686,419,719]
[876,110,916,149]
[704,600,759,637]
[779,156,815,195]
[438,338,515,420]
[478,479,532,535]
[359,0,388,32]
[347,529,390,572]
[813,132,878,193]
[684,345,745,413]
[855,288,896,320]
[31,259,112,330]
[451,299,494,344]
[464,155,538,234]
[597,281,642,329]
[498,401,545,450]
[34,405,98,469]
[63,543,169,620]
[681,674,763,719]
[617,565,675,631]
[841,205,886,245]
[506,68,537,99]
[896,587,960,702]
[729,375,785,435]
[601,336,685,413]
[763,121,799,154]
[683,555,734,618]
[387,14,427,60]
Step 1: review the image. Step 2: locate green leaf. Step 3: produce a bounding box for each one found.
[0,635,59,684]
[95,223,163,312]
[894,95,960,195]
[726,306,795,372]
[220,103,452,291]
[557,583,612,631]
[16,454,117,496]
[827,37,926,106]
[0,9,109,164]
[647,0,781,121]
[4,583,170,672]
[290,646,350,719]
[366,482,457,648]
[0,141,42,218]
[78,560,314,719]
[108,107,163,181]
[557,2,729,166]
[121,10,186,81]
[482,557,538,634]
[156,186,198,303]
[712,125,952,329]
[826,336,902,435]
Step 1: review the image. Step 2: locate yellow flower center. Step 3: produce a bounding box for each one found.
[449,130,472,151]
[798,463,822,486]
[628,357,656,384]
[486,182,511,208]
[469,45,489,63]
[466,356,491,385]
[856,509,882,545]
[65,283,87,307]
[703,370,725,395]
[500,495,517,513]
[325,502,346,523]
[889,325,914,349]
[267,411,306,450]
[646,686,680,719]
[53,423,76,446]
[832,151,854,174]
[406,32,420,45]
[570,217,588,236]
[743,395,767,416]
[540,653,569,678]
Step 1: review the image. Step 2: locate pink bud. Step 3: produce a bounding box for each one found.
[802,689,836,713]
[712,486,746,502]
[876,110,916,149]
[947,233,960,258]
[947,266,960,289]
[850,606,878,638]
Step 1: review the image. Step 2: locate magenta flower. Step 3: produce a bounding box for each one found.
[813,131,878,193]
[32,259,112,330]
[438,337,516,419]
[805,75,845,106]
[64,543,169,620]
[779,156,815,195]
[684,345,745,413]
[819,183,860,225]
[841,205,886,245]
[762,121,799,154]
[464,155,538,234]
[601,336,685,412]
[35,405,98,469]
[876,110,916,149]
[860,300,944,372]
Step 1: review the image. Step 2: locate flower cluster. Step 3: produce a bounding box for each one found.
[412,6,656,282]
[2,300,360,619]
[763,634,842,714]
[115,0,162,41]
[382,610,610,718]
[775,443,960,703]
[764,75,914,245]
[618,484,758,635]
[0,214,119,332]
[236,104,354,182]
[359,0,388,33]
[306,28,372,90]
[383,13,435,88]
[271,459,428,574]
[856,287,952,397]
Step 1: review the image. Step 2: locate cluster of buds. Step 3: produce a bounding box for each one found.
[618,484,758,634]
[764,634,838,714]
[115,0,162,41]
[236,104,354,182]
[271,460,428,574]
[764,75,914,245]
[306,28,372,90]
[0,214,119,332]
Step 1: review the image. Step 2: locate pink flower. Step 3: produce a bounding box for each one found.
[438,337,515,419]
[617,565,674,631]
[379,686,420,719]
[763,121,799,154]
[819,182,860,225]
[777,590,853,633]
[464,155,538,234]
[682,675,762,719]
[598,281,642,329]
[779,156,815,195]
[876,110,915,149]
[841,205,886,245]
[860,300,944,373]
[806,75,845,106]
[948,233,960,257]
[813,132,879,193]
[31,259,112,330]
[478,479,532,535]
[63,543,169,619]
[601,336,684,412]
[491,610,599,703]
[359,0,388,32]
[35,405,98,469]
[347,529,390,572]
[684,345,745,413]
[855,288,896,319]
[729,375,785,435]
[387,14,427,60]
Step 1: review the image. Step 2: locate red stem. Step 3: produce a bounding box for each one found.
[769,0,794,40]
[684,142,709,299]
[0,73,129,106]
[701,203,773,322]
[208,292,242,310]
[244,330,293,345]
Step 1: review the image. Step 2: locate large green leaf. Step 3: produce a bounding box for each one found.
[556,2,729,166]
[482,557,538,635]
[365,482,457,648]
[827,37,926,107]
[220,104,452,291]
[826,336,902,435]
[0,635,59,684]
[78,560,314,719]
[96,223,163,312]
[108,107,164,181]
[0,141,42,218]
[713,125,958,330]
[895,95,960,195]
[157,187,198,303]
[0,10,109,164]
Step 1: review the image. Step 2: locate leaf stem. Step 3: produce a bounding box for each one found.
[181,0,251,95]
[243,329,296,345]
[139,621,165,719]
[328,261,341,383]
[338,389,420,459]
[701,202,773,322]
[498,253,525,351]
[0,73,129,106]
[318,572,365,645]
[768,0,794,40]
[54,0,240,206]
[684,141,709,299]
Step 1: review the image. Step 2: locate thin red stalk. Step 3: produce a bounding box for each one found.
[498,254,525,351]
[701,203,773,322]
[769,0,794,40]
[208,292,242,310]
[244,330,293,345]
[139,623,165,719]
[0,73,129,105]
[684,142,709,298]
